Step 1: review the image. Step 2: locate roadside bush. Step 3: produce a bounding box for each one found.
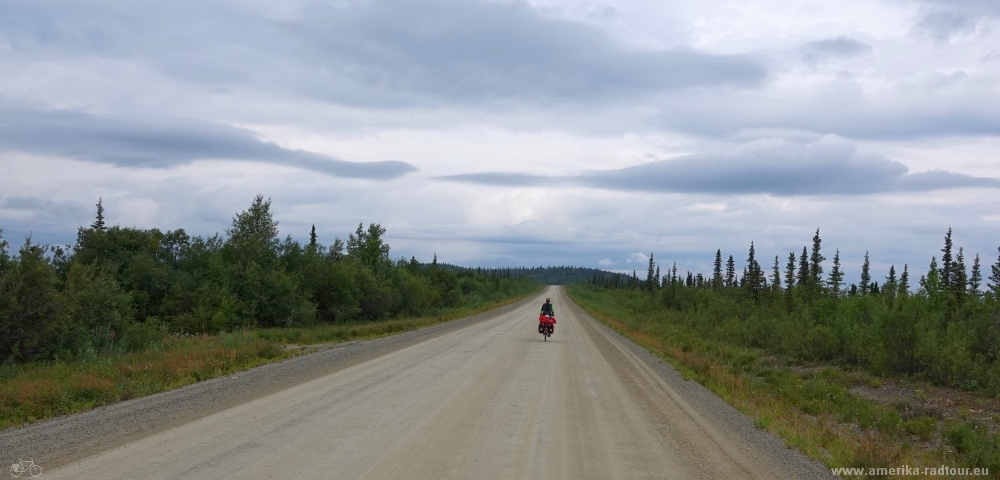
[62,262,137,353]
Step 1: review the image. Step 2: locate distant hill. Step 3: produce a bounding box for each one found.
[440,264,633,286]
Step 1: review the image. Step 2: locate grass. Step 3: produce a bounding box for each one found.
[0,332,287,430]
[0,289,540,431]
[566,285,1000,479]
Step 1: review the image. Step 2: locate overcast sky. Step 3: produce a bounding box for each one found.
[1,0,999,282]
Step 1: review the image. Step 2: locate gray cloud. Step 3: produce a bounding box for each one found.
[2,0,996,143]
[0,195,94,249]
[916,11,977,42]
[0,105,415,178]
[0,196,90,231]
[439,136,1000,195]
[913,0,1000,42]
[800,37,872,64]
[649,86,1000,140]
[439,172,553,187]
[0,0,767,107]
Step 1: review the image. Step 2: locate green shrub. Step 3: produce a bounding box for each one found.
[903,416,937,441]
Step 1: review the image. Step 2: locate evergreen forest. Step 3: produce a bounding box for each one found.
[585,229,1000,394]
[460,265,630,286]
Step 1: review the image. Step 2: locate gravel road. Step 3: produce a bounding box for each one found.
[6,286,832,479]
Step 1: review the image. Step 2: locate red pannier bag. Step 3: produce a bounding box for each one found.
[538,314,556,325]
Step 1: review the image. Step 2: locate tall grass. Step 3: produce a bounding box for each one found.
[0,333,285,429]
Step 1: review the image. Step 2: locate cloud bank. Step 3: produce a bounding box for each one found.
[440,136,1000,195]
[0,105,415,178]
[0,0,767,108]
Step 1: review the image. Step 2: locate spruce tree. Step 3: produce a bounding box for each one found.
[859,251,871,296]
[809,228,825,287]
[797,247,809,287]
[91,197,106,231]
[671,262,678,284]
[828,249,844,295]
[941,228,953,290]
[655,265,661,289]
[309,224,318,248]
[885,265,897,292]
[970,253,982,297]
[744,242,763,296]
[772,255,781,292]
[784,251,796,291]
[954,247,968,303]
[990,247,1000,297]
[725,255,736,288]
[899,264,910,296]
[646,254,656,292]
[713,249,723,290]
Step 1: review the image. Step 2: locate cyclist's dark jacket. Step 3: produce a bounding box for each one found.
[540,302,554,316]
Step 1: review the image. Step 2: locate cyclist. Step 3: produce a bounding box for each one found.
[540,297,554,317]
[539,297,556,335]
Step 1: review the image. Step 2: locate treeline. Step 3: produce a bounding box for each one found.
[590,269,652,289]
[468,266,629,285]
[589,229,1000,393]
[0,196,537,363]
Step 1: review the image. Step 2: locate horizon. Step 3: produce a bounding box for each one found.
[2,199,979,288]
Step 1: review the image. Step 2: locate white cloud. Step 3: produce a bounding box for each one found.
[598,258,615,266]
[626,252,649,263]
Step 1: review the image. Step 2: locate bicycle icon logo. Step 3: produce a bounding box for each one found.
[9,459,42,478]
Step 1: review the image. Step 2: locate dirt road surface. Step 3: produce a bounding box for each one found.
[39,286,830,479]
